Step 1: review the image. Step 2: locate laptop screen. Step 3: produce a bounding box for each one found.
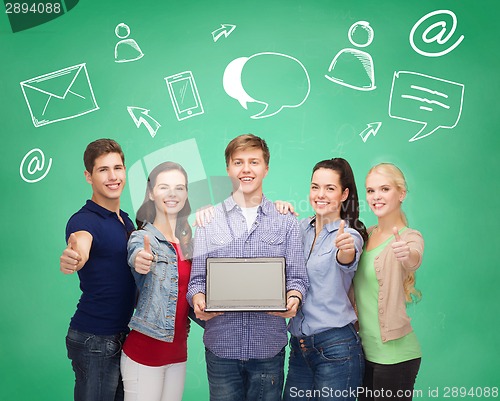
[205,257,287,312]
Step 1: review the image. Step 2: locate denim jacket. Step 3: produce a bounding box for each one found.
[127,223,178,342]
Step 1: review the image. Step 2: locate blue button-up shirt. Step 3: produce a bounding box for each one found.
[288,217,364,338]
[187,195,308,360]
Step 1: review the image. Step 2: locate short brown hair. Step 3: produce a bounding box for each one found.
[83,139,125,173]
[224,134,270,167]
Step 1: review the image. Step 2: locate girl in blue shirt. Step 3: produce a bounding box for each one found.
[278,158,368,401]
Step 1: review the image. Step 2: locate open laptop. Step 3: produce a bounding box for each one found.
[204,257,287,312]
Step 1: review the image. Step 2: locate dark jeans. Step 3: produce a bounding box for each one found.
[205,347,285,401]
[358,358,421,401]
[66,328,127,401]
[283,324,364,401]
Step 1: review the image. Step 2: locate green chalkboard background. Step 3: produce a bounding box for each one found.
[1,0,499,399]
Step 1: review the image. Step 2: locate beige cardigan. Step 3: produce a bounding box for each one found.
[369,226,424,342]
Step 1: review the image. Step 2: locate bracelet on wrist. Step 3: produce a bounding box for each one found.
[288,295,302,307]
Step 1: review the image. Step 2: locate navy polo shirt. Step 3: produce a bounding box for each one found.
[66,200,136,335]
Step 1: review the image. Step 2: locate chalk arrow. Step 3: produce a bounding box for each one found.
[359,122,382,143]
[212,24,236,42]
[127,107,161,138]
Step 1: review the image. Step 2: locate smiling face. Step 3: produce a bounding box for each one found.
[309,168,348,221]
[85,152,126,208]
[365,171,406,220]
[149,170,188,218]
[226,148,269,205]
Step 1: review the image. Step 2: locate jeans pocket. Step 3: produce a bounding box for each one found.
[105,337,123,358]
[318,340,352,362]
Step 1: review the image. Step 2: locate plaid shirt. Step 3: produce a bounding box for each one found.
[187,195,308,360]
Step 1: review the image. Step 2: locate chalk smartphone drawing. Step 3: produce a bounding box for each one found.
[325,21,376,91]
[212,24,236,42]
[127,107,161,138]
[223,52,311,119]
[165,71,204,121]
[389,71,464,142]
[20,63,99,127]
[114,22,144,63]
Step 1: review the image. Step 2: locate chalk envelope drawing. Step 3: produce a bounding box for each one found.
[115,22,144,63]
[165,71,204,121]
[223,52,311,119]
[325,21,376,91]
[20,63,99,127]
[389,71,464,142]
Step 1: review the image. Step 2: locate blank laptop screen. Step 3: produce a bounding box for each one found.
[205,257,287,312]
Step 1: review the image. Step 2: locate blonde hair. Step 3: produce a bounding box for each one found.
[367,163,408,225]
[367,163,421,303]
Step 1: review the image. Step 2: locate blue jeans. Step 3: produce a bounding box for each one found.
[283,324,364,401]
[66,328,127,401]
[205,347,285,401]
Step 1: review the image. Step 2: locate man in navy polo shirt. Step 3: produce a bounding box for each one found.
[60,139,136,401]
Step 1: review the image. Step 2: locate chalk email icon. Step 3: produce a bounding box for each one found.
[20,63,99,127]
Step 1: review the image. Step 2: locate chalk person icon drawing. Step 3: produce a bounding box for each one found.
[325,21,376,91]
[114,22,144,63]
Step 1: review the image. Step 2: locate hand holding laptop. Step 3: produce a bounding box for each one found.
[268,290,302,319]
[192,293,224,321]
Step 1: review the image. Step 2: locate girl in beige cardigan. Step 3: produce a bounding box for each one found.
[355,163,424,401]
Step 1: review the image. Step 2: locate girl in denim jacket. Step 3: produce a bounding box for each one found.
[120,162,193,401]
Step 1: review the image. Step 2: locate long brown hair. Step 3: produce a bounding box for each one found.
[135,162,192,260]
[312,158,368,242]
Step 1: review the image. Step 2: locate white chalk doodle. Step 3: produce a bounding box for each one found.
[389,71,464,142]
[223,52,310,119]
[20,63,99,127]
[212,24,236,42]
[359,122,382,142]
[127,107,161,138]
[410,10,464,57]
[20,148,52,183]
[165,71,204,121]
[325,21,376,91]
[114,22,144,63]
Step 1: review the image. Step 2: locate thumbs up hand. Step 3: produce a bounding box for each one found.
[391,227,410,262]
[60,233,82,274]
[134,235,154,274]
[335,220,356,265]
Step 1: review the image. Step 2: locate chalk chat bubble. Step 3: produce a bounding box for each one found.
[389,71,464,141]
[223,52,310,119]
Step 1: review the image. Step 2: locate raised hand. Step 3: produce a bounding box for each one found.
[335,220,356,264]
[391,227,411,262]
[134,235,154,274]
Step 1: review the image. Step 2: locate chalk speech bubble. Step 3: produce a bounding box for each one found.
[389,71,464,142]
[223,52,310,119]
